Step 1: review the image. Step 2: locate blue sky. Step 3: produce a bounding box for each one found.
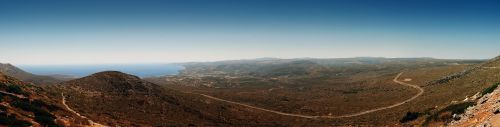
[0,0,499,65]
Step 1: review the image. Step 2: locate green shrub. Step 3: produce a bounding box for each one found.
[11,99,59,127]
[34,115,59,127]
[0,82,7,89]
[481,83,499,96]
[32,99,61,111]
[441,102,475,115]
[6,85,24,95]
[0,105,6,111]
[424,102,475,125]
[0,113,33,127]
[400,112,422,123]
[11,100,33,112]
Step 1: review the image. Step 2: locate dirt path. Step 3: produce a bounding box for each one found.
[61,93,108,127]
[326,72,425,118]
[0,91,27,99]
[191,72,424,119]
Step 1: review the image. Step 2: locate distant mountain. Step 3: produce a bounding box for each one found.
[0,63,61,85]
[180,57,484,77]
[0,72,90,126]
[57,71,296,126]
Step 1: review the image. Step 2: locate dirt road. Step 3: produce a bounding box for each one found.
[192,72,424,119]
[324,72,425,118]
[0,91,27,99]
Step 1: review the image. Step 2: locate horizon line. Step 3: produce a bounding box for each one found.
[7,56,492,66]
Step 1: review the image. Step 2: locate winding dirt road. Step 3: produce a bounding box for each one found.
[61,93,108,127]
[192,72,424,119]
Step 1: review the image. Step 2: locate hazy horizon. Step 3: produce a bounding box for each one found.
[4,56,491,66]
[17,63,185,77]
[1,0,499,65]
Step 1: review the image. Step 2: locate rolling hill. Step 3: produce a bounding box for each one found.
[0,56,495,126]
[55,71,310,126]
[0,63,61,85]
[416,55,500,126]
[0,72,91,127]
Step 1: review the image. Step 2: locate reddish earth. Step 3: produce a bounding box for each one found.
[450,87,500,127]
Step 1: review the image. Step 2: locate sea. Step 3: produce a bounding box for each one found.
[18,64,185,78]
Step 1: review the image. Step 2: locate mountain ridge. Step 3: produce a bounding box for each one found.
[0,63,61,85]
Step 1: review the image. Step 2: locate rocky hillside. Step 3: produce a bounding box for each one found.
[415,56,500,126]
[429,55,500,85]
[0,72,90,127]
[0,63,61,85]
[450,84,500,126]
[56,71,307,126]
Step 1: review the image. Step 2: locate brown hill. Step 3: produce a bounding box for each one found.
[412,55,500,126]
[0,63,61,85]
[57,71,305,126]
[0,72,89,127]
[62,71,161,95]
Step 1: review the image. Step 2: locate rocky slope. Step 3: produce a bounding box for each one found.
[450,85,500,127]
[417,55,500,126]
[0,63,61,85]
[0,72,90,127]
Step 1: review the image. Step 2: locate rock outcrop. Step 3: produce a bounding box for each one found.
[450,87,500,127]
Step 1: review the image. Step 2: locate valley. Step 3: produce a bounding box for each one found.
[186,71,423,119]
[146,57,494,126]
[0,56,498,126]
[2,0,499,126]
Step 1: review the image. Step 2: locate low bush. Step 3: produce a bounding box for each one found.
[0,112,33,127]
[6,85,24,95]
[11,99,59,127]
[0,82,7,89]
[400,112,422,123]
[424,102,475,125]
[481,83,499,96]
[32,99,61,111]
[0,105,7,111]
[35,115,58,127]
[441,102,476,115]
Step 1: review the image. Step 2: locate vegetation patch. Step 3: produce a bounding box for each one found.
[11,99,60,127]
[0,105,7,111]
[342,88,363,94]
[0,112,33,127]
[0,82,7,89]
[424,102,475,125]
[481,83,499,96]
[6,85,25,95]
[400,111,422,123]
[441,102,475,115]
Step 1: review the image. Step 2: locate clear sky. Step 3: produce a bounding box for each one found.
[1,0,499,65]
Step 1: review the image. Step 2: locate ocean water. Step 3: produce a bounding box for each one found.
[18,64,185,78]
